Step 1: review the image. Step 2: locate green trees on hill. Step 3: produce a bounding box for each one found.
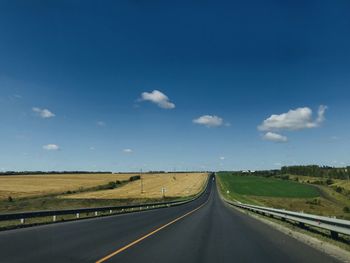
[222,165,350,179]
[281,165,350,179]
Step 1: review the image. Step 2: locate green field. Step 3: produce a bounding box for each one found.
[217,172,350,220]
[218,173,320,198]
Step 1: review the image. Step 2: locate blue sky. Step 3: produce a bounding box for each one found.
[1,1,350,172]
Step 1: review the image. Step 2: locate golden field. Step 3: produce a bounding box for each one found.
[63,173,208,199]
[0,173,134,200]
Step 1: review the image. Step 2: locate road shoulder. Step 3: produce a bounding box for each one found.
[223,200,350,263]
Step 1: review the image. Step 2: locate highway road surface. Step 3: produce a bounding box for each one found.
[0,177,340,263]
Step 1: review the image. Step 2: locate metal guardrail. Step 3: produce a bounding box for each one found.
[0,173,213,225]
[224,199,350,239]
[0,200,185,222]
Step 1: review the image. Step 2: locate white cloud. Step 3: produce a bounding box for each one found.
[219,156,225,160]
[32,107,55,118]
[263,132,288,142]
[97,121,106,127]
[258,105,327,131]
[123,148,133,153]
[193,115,223,127]
[43,144,60,151]
[140,90,175,109]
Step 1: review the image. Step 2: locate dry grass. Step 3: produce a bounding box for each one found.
[289,175,350,191]
[0,173,135,200]
[248,187,350,220]
[63,173,208,199]
[251,196,346,217]
[333,180,350,191]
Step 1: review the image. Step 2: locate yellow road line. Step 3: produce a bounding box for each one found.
[95,196,210,263]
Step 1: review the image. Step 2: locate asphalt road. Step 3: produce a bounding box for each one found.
[0,178,340,263]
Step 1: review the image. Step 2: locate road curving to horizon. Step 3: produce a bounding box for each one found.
[0,176,340,263]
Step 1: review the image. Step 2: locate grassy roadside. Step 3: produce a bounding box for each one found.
[0,195,182,213]
[0,199,184,231]
[217,172,350,220]
[0,192,198,231]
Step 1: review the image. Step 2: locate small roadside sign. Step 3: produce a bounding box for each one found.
[161,187,167,198]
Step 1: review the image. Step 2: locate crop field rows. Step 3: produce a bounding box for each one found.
[63,173,207,199]
[0,173,134,199]
[0,173,209,213]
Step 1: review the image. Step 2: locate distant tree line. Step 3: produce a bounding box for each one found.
[0,171,112,176]
[220,170,280,177]
[221,165,350,180]
[281,165,350,179]
[250,170,280,177]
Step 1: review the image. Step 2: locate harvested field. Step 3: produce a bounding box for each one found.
[0,173,135,200]
[63,173,208,199]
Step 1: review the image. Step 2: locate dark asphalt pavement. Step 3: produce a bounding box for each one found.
[0,178,339,263]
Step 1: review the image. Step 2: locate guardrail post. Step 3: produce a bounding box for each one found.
[53,215,56,222]
[20,218,25,224]
[76,213,80,219]
[330,231,339,240]
[95,211,98,216]
[298,222,307,229]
